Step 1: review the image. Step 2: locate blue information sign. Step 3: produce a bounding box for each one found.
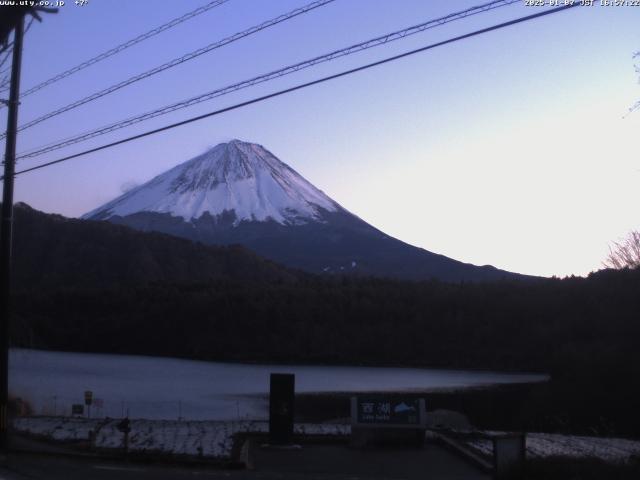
[356,397,422,425]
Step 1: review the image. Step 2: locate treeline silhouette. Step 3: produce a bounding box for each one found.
[8,204,640,435]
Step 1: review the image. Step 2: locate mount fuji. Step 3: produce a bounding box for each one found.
[84,139,523,282]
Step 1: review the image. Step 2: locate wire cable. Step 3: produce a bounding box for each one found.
[0,0,231,98]
[0,18,33,81]
[9,3,579,179]
[17,0,519,159]
[0,49,12,74]
[1,0,336,139]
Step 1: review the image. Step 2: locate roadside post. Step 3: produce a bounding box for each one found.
[493,433,526,479]
[84,390,93,418]
[269,373,295,445]
[350,396,427,447]
[117,417,131,456]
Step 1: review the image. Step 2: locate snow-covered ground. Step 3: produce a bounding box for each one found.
[12,417,349,459]
[13,416,640,464]
[10,349,547,421]
[465,433,640,464]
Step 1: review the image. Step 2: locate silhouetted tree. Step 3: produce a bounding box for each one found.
[626,51,640,115]
[604,230,640,269]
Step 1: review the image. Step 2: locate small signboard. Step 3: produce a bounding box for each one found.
[84,390,93,406]
[351,396,426,428]
[71,404,84,415]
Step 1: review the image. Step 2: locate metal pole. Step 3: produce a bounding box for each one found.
[0,16,24,451]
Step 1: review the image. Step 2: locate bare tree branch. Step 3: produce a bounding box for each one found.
[603,231,640,269]
[627,51,640,116]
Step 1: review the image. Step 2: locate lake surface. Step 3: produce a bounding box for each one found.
[10,348,547,420]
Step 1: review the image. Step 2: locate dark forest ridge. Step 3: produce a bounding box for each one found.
[8,202,640,436]
[11,202,297,290]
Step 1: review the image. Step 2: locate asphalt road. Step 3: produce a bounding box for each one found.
[0,444,489,480]
[2,454,258,480]
[253,443,490,480]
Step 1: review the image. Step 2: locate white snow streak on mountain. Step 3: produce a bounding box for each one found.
[83,140,338,225]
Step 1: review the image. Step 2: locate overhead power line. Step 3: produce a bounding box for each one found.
[0,18,33,86]
[17,0,519,160]
[0,42,13,61]
[9,3,579,179]
[0,69,10,91]
[1,0,336,139]
[0,0,231,98]
[0,49,12,74]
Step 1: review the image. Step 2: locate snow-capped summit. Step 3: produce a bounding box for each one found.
[84,139,526,282]
[83,140,339,225]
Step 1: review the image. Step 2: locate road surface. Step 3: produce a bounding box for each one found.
[1,444,489,480]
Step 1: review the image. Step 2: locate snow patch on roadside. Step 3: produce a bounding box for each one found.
[12,417,349,459]
[15,416,640,464]
[465,432,640,464]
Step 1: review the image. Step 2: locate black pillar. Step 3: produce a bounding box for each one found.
[0,15,25,451]
[269,373,294,445]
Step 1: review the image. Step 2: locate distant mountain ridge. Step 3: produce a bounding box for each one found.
[85,139,529,282]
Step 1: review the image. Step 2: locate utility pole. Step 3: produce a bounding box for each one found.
[0,15,24,452]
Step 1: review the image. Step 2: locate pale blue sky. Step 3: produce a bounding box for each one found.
[2,0,639,277]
